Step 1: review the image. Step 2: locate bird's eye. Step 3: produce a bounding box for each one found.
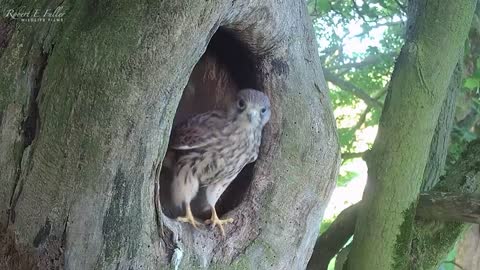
[261,107,267,114]
[237,99,246,110]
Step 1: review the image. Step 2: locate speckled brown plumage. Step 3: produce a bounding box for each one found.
[170,88,271,235]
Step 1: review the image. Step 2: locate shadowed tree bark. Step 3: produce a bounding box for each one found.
[0,0,340,269]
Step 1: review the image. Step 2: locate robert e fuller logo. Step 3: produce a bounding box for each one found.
[4,6,65,22]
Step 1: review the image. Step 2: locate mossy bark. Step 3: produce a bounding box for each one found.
[346,1,476,269]
[406,58,465,270]
[0,0,339,269]
[411,138,480,270]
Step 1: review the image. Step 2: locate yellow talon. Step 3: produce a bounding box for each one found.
[205,206,234,236]
[176,204,200,228]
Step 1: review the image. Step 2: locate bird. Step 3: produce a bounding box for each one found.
[169,88,271,236]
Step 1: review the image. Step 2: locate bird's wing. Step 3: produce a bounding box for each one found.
[170,110,227,150]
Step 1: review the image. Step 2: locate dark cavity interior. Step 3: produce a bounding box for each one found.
[160,28,259,220]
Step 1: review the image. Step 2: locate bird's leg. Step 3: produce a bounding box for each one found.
[205,206,234,236]
[176,203,200,228]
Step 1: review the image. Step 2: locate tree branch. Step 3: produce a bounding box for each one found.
[306,204,359,270]
[416,192,480,224]
[323,69,383,108]
[351,0,368,23]
[327,53,391,71]
[328,52,398,71]
[351,22,403,39]
[353,107,370,130]
[341,151,366,160]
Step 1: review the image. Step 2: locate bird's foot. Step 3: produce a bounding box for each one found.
[205,215,234,236]
[176,215,201,228]
[176,206,201,228]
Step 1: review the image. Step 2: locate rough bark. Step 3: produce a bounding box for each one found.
[347,1,476,269]
[0,0,340,269]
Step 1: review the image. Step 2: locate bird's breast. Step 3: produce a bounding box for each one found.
[174,124,263,188]
[211,129,259,181]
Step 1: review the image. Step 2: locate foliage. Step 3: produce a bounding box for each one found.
[337,170,359,187]
[447,23,480,167]
[309,0,479,182]
[309,0,406,162]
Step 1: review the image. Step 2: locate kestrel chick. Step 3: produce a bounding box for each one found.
[169,88,271,235]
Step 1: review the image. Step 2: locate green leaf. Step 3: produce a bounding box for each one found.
[337,170,359,187]
[317,0,330,12]
[463,77,479,90]
[472,68,480,79]
[338,128,356,152]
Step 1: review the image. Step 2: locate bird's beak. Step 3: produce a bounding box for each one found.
[247,110,258,123]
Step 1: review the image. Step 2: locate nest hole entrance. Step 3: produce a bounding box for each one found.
[160,28,259,220]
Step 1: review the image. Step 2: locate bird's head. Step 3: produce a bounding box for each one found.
[229,88,271,128]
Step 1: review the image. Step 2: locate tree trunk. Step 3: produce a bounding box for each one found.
[306,138,480,270]
[0,0,340,269]
[346,1,476,269]
[404,58,464,270]
[420,60,461,192]
[307,38,466,270]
